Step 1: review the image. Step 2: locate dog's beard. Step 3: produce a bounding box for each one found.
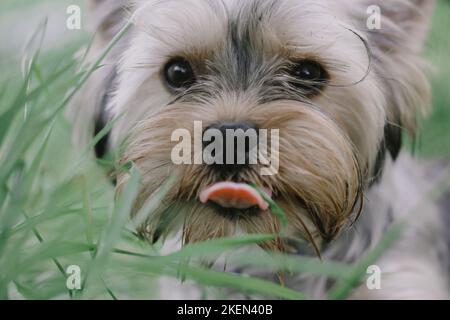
[116,98,363,253]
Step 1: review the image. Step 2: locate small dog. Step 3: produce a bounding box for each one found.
[71,0,450,299]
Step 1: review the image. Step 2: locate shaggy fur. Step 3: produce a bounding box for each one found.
[70,0,450,299]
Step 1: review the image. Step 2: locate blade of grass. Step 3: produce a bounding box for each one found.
[226,251,353,281]
[81,167,140,297]
[167,234,277,261]
[126,257,306,300]
[251,184,288,227]
[81,177,117,300]
[176,264,306,300]
[21,210,74,299]
[0,67,32,146]
[129,172,179,230]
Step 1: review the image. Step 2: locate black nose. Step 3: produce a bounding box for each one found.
[203,122,258,173]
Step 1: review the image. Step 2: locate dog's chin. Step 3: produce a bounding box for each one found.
[180,192,317,253]
[207,202,262,220]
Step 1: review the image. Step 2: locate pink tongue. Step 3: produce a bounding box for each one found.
[199,182,271,210]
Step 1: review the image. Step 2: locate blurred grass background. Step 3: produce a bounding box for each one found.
[0,0,449,300]
[421,0,450,156]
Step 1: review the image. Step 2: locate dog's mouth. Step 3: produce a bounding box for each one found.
[199,182,272,213]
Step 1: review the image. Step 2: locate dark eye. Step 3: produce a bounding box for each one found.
[288,60,328,94]
[164,58,196,90]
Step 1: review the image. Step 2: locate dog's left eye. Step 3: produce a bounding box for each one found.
[288,60,327,94]
[163,58,196,90]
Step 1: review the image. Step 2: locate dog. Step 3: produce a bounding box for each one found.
[70,0,450,299]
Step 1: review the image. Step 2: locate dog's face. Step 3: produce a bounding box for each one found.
[94,0,434,251]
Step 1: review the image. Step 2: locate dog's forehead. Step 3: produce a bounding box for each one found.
[126,0,369,93]
[132,0,349,57]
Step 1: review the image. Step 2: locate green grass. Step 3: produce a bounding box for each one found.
[0,0,449,300]
[419,0,450,157]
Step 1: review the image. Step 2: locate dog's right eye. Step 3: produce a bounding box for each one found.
[163,58,196,90]
[288,60,328,96]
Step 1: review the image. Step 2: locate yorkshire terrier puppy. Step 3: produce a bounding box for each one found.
[70,0,450,299]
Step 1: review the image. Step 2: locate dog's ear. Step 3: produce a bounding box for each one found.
[354,0,435,160]
[86,0,131,41]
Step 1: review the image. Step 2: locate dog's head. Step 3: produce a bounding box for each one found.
[86,0,434,251]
